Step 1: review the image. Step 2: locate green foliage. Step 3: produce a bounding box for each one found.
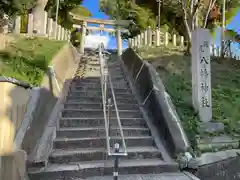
[0,36,65,85]
[0,0,36,16]
[225,7,240,25]
[165,73,200,150]
[102,0,240,39]
[45,0,91,29]
[71,5,92,17]
[138,46,240,150]
[100,0,156,38]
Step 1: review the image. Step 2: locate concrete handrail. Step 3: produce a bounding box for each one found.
[0,76,32,89]
[121,48,190,156]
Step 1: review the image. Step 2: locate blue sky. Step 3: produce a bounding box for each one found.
[82,0,239,53]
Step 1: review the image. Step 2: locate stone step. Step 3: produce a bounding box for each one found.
[73,80,128,87]
[53,136,155,149]
[70,87,131,94]
[72,82,128,89]
[72,76,125,83]
[72,173,196,180]
[65,97,137,104]
[28,159,179,179]
[61,109,142,118]
[49,146,162,163]
[72,78,101,84]
[66,95,136,103]
[56,127,150,138]
[59,117,147,128]
[67,91,135,99]
[63,102,139,110]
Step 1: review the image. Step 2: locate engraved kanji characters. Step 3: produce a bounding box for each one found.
[201,96,210,107]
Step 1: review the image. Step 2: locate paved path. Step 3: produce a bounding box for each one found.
[83,172,198,180]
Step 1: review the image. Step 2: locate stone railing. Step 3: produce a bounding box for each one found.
[11,12,70,41]
[128,27,185,49]
[128,27,240,60]
[121,48,190,156]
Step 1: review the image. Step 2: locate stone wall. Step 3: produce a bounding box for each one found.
[194,149,240,180]
[0,43,79,174]
[26,44,80,163]
[196,156,240,180]
[0,82,31,155]
[0,150,27,180]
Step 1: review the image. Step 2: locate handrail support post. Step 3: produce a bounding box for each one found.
[107,98,112,139]
[113,143,120,180]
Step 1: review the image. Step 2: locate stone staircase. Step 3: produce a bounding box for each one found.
[28,51,195,180]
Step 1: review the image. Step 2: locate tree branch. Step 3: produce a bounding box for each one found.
[178,0,192,40]
[193,0,201,16]
[203,0,217,28]
[190,0,194,14]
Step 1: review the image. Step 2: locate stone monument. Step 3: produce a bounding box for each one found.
[191,28,212,122]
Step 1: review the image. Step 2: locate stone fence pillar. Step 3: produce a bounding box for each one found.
[27,14,34,36]
[13,16,21,34]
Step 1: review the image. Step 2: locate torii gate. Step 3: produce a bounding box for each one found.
[70,12,131,56]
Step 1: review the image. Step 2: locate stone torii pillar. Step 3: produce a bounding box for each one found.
[116,27,122,57]
[80,21,87,54]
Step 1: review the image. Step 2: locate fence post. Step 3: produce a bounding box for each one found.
[164,32,169,46]
[27,13,34,36]
[140,32,144,46]
[52,21,57,39]
[144,30,148,46]
[211,44,215,57]
[57,25,61,40]
[13,16,21,34]
[151,30,155,46]
[156,28,160,46]
[47,18,53,38]
[43,11,48,35]
[173,34,177,46]
[61,27,65,41]
[180,36,184,47]
[134,36,137,48]
[147,26,152,46]
[137,34,141,47]
[64,29,67,40]
[136,35,139,48]
[216,46,220,57]
[68,30,71,42]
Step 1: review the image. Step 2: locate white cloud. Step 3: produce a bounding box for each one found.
[84,33,110,49]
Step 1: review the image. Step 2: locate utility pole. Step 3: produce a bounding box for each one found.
[221,0,226,58]
[55,0,60,38]
[116,0,122,56]
[156,0,161,28]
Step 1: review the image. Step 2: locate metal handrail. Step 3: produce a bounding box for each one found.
[108,71,127,156]
[98,45,111,155]
[97,43,127,157]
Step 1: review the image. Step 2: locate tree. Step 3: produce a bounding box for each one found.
[222,29,240,57]
[102,0,240,55]
[0,0,37,32]
[100,0,156,38]
[45,0,91,29]
[0,0,36,16]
